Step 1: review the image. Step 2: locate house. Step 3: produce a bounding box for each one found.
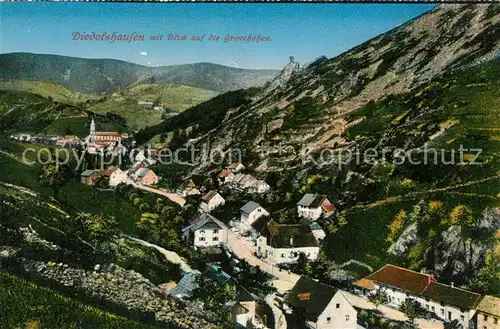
[256,220,320,265]
[168,270,201,300]
[106,167,132,187]
[284,276,358,329]
[240,201,269,227]
[177,179,201,197]
[297,194,336,220]
[218,169,235,185]
[169,265,257,327]
[182,213,228,248]
[135,168,159,186]
[199,190,225,213]
[357,264,482,329]
[229,162,245,173]
[476,295,500,329]
[230,173,270,194]
[80,169,101,186]
[308,221,326,242]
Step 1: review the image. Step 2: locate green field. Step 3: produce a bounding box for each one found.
[0,270,156,329]
[0,80,100,104]
[87,82,219,129]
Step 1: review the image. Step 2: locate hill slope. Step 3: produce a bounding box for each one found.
[0,52,278,94]
[140,4,500,288]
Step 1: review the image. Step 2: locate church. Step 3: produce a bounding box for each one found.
[84,118,125,155]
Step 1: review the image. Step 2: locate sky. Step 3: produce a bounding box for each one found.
[1,3,436,69]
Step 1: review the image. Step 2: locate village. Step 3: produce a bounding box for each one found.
[9,120,500,329]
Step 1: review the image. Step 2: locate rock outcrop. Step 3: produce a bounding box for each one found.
[6,258,216,329]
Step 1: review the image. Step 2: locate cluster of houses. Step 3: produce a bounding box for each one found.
[218,163,271,194]
[280,264,500,329]
[9,133,81,147]
[183,189,335,266]
[137,100,164,112]
[162,264,259,328]
[178,182,500,329]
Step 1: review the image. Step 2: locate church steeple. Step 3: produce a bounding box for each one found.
[90,118,96,135]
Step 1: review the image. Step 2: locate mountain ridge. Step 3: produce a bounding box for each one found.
[0,52,279,94]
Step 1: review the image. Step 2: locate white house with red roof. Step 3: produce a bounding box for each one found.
[297,194,336,220]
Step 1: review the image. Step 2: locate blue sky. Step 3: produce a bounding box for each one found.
[1,3,436,69]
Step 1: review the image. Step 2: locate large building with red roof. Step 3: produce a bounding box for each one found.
[355,264,483,329]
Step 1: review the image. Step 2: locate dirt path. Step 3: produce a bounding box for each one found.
[357,173,500,210]
[123,234,193,273]
[132,183,186,207]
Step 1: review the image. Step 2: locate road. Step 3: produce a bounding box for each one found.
[226,229,299,293]
[132,183,186,207]
[265,294,287,329]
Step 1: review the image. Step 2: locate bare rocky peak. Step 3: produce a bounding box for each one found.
[190,4,500,173]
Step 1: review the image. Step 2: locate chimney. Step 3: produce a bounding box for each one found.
[290,237,294,246]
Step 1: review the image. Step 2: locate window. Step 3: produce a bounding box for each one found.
[345,315,350,321]
[281,253,285,258]
[336,303,340,309]
[213,229,219,234]
[460,315,464,321]
[199,237,205,241]
[431,306,435,312]
[212,237,219,241]
[448,311,452,320]
[326,317,331,323]
[484,315,488,321]
[441,309,444,315]
[200,230,205,234]
[494,318,498,324]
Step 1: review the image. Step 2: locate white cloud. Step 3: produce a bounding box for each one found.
[140,51,148,56]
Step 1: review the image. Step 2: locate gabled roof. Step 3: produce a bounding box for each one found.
[94,131,122,137]
[476,295,500,316]
[99,166,119,177]
[364,264,435,294]
[201,190,222,203]
[169,270,201,299]
[353,278,375,290]
[81,169,96,177]
[183,213,226,233]
[263,220,318,249]
[136,167,151,178]
[203,265,231,284]
[284,276,337,322]
[422,283,482,310]
[218,169,233,178]
[240,201,262,215]
[297,194,328,208]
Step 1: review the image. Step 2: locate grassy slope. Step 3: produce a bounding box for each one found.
[0,270,156,329]
[0,141,141,231]
[325,60,500,266]
[0,81,100,104]
[87,82,219,129]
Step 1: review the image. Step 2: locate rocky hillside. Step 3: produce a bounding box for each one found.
[186,4,499,172]
[157,4,500,288]
[0,53,278,94]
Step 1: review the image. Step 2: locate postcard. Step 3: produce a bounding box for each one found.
[0,2,499,329]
